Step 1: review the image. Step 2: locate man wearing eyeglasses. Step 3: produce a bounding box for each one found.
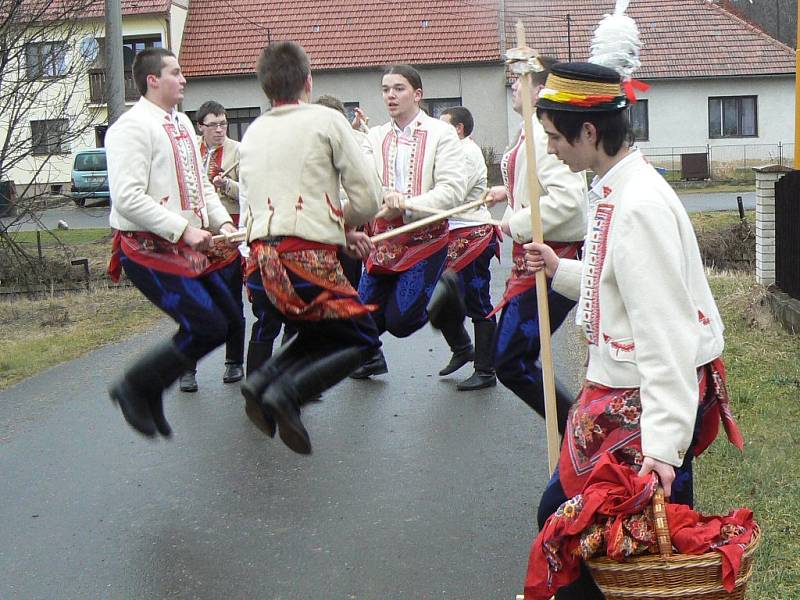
[176,100,247,391]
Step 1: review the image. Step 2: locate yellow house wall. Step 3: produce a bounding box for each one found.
[0,14,174,194]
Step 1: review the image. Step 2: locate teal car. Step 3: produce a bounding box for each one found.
[71,148,109,206]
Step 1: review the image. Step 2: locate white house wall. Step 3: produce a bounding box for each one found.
[183,64,510,156]
[636,76,795,160]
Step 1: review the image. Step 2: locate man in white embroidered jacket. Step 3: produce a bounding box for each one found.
[175,100,248,392]
[524,62,741,599]
[238,42,382,455]
[349,64,467,379]
[428,106,499,391]
[484,57,587,432]
[106,48,239,439]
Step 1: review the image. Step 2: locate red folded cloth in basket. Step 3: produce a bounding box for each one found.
[524,453,756,600]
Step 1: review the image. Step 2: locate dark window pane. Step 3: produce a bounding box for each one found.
[423,97,461,119]
[741,97,756,136]
[343,101,360,122]
[709,98,721,137]
[31,119,68,154]
[630,100,648,141]
[722,97,739,136]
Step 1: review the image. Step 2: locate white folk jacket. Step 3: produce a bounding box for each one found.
[363,110,466,219]
[502,120,587,243]
[454,136,491,223]
[200,136,241,216]
[107,97,232,243]
[239,103,382,245]
[552,150,725,468]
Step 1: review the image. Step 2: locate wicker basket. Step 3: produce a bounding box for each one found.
[586,487,761,600]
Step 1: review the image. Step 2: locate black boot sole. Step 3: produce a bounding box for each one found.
[109,381,157,437]
[148,395,173,437]
[349,361,388,379]
[438,350,474,376]
[457,373,497,391]
[263,390,311,455]
[241,381,276,438]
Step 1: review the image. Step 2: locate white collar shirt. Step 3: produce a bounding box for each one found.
[392,111,420,193]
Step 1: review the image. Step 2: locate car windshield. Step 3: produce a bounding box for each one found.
[74,153,107,172]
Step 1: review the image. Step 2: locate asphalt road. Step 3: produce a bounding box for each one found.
[0,191,756,233]
[0,238,586,600]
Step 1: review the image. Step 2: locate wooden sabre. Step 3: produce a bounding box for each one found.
[218,161,238,179]
[212,193,491,246]
[369,193,490,243]
[211,230,246,244]
[406,204,502,227]
[511,21,561,476]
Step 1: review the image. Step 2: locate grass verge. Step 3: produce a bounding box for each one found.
[696,271,800,597]
[0,285,162,390]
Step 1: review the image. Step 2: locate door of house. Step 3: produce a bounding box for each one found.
[774,170,800,299]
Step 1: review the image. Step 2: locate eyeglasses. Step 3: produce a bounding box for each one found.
[201,121,228,129]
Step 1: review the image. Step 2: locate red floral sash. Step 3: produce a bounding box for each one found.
[560,357,744,498]
[365,216,449,274]
[246,238,376,321]
[488,240,582,317]
[445,224,500,273]
[107,229,238,282]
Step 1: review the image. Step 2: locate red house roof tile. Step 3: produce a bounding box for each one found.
[180,0,501,78]
[504,0,794,79]
[17,0,171,20]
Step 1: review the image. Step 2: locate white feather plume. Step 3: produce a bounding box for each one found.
[588,0,642,78]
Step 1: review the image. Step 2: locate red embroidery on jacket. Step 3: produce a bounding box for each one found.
[602,185,613,198]
[381,130,394,185]
[325,193,343,218]
[162,117,205,224]
[501,132,524,209]
[581,203,615,345]
[409,129,427,197]
[698,310,711,325]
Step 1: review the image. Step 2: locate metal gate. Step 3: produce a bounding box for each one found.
[775,171,800,299]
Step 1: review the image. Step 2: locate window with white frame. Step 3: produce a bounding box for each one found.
[708,96,757,138]
[25,41,67,79]
[629,99,649,141]
[31,119,70,155]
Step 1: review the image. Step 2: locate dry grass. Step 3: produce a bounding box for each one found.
[697,271,800,597]
[0,285,162,390]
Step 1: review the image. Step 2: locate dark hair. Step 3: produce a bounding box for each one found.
[382,64,423,91]
[536,106,633,156]
[196,100,226,125]
[441,106,474,137]
[132,47,175,96]
[256,41,311,102]
[315,94,346,116]
[532,55,558,86]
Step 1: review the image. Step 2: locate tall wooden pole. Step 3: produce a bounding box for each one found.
[513,21,561,476]
[104,0,125,126]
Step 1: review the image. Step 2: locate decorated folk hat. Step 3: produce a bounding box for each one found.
[537,62,629,112]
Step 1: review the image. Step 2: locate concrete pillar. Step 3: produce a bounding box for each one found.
[753,164,793,285]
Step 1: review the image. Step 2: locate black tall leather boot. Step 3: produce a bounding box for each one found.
[263,346,374,454]
[457,320,497,391]
[427,269,465,331]
[241,336,303,438]
[510,378,575,435]
[109,341,192,438]
[348,347,388,379]
[438,320,474,376]
[245,340,274,378]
